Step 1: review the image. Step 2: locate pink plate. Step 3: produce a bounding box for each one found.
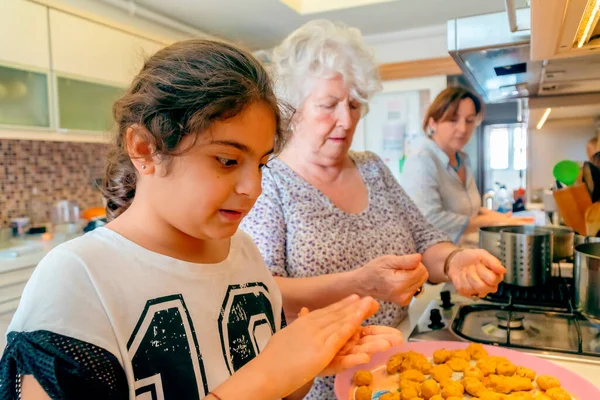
[334,341,600,400]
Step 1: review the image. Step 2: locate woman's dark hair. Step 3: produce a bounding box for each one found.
[101,39,287,221]
[423,86,484,132]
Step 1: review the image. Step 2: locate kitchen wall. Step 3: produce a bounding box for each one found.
[0,139,108,228]
[530,118,595,191]
[365,24,447,64]
[352,25,449,153]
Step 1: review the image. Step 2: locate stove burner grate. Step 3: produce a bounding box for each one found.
[485,277,573,309]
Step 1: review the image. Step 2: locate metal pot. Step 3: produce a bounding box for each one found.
[575,234,600,246]
[480,225,573,262]
[543,226,574,261]
[574,243,600,325]
[500,226,554,287]
[479,225,521,260]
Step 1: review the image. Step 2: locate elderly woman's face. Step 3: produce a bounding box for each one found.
[294,75,362,164]
[430,98,477,153]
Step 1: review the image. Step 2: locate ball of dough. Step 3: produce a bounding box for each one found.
[400,387,420,400]
[509,376,534,392]
[496,361,517,376]
[400,369,425,382]
[419,360,433,375]
[353,370,373,386]
[464,378,486,397]
[402,351,429,372]
[545,387,572,400]
[355,386,372,400]
[430,364,453,383]
[441,380,464,398]
[446,357,470,372]
[467,343,489,360]
[536,375,561,391]
[388,354,404,374]
[420,379,439,399]
[380,392,401,400]
[515,366,536,380]
[488,374,512,394]
[400,378,422,394]
[477,358,497,376]
[507,392,534,400]
[479,391,507,400]
[465,366,485,380]
[433,349,452,364]
[451,349,471,361]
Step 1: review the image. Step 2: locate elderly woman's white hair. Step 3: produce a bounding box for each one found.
[272,19,382,115]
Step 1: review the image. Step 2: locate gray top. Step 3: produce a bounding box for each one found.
[400,138,481,244]
[241,151,449,399]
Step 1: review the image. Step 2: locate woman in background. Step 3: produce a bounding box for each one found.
[401,87,532,244]
[587,137,598,160]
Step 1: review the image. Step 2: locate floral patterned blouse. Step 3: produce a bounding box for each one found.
[240,151,450,399]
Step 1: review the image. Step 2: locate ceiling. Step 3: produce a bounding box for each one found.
[529,103,600,129]
[124,0,517,49]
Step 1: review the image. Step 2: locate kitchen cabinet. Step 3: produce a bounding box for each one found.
[0,65,50,128]
[49,9,163,86]
[0,2,172,140]
[57,76,123,132]
[0,0,50,70]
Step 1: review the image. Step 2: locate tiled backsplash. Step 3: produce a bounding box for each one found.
[0,139,108,228]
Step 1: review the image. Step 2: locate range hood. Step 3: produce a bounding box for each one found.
[448,3,600,104]
[447,8,539,103]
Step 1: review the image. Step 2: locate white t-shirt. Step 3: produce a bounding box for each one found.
[6,227,284,399]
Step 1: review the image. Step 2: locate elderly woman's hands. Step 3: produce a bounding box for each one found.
[446,249,506,297]
[352,254,429,306]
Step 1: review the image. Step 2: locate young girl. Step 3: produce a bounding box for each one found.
[0,40,402,399]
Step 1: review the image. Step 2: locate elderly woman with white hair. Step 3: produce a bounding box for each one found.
[241,20,506,398]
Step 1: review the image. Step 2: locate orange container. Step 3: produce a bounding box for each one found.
[82,207,106,221]
[553,183,592,235]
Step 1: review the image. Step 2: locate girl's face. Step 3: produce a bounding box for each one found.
[144,101,276,241]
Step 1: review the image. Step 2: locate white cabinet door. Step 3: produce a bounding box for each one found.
[49,9,163,86]
[0,0,50,70]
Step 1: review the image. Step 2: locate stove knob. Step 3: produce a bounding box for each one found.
[428,308,445,330]
[440,290,454,309]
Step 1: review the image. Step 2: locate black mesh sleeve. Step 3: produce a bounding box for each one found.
[0,330,128,400]
[280,309,287,330]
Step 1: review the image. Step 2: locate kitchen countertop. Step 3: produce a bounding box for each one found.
[399,283,600,389]
[0,232,80,273]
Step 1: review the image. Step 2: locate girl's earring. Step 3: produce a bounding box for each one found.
[141,165,147,170]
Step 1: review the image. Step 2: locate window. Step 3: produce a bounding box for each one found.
[513,126,527,170]
[483,124,527,195]
[486,125,527,170]
[489,128,509,169]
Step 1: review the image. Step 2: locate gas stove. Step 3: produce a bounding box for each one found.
[408,277,600,365]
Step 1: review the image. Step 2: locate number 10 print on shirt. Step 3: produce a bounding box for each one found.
[127,284,275,399]
[218,282,276,375]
